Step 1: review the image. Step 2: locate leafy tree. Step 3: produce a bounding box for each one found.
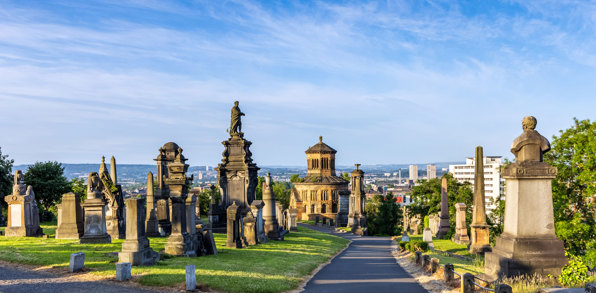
[544,118,595,258]
[289,174,303,183]
[23,161,71,218]
[272,181,291,209]
[365,193,402,236]
[255,176,264,200]
[0,147,14,211]
[70,177,87,201]
[342,172,350,181]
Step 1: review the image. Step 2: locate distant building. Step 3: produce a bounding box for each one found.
[409,165,418,181]
[198,171,203,180]
[426,164,437,179]
[449,156,504,210]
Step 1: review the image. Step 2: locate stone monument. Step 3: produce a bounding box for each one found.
[4,170,43,237]
[154,143,182,235]
[163,146,194,256]
[145,172,160,237]
[98,156,125,240]
[423,227,433,243]
[213,101,259,232]
[119,197,159,266]
[262,173,284,240]
[436,177,450,239]
[243,211,258,245]
[469,146,491,254]
[55,192,84,239]
[287,208,298,231]
[226,202,247,248]
[81,172,111,243]
[348,164,367,235]
[485,116,567,278]
[186,194,205,256]
[250,200,267,243]
[452,203,469,244]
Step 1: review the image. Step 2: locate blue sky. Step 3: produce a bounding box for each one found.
[1,0,594,166]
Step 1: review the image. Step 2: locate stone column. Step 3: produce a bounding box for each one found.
[436,177,450,239]
[81,172,111,244]
[110,156,118,186]
[56,192,84,239]
[163,150,193,256]
[250,200,266,243]
[145,172,160,237]
[185,194,200,255]
[262,173,282,240]
[119,197,159,266]
[452,203,469,244]
[485,117,567,279]
[469,146,491,254]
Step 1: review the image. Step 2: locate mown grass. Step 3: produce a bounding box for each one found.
[0,222,349,293]
[407,235,484,275]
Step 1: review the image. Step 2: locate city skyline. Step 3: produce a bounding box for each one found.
[1,1,595,166]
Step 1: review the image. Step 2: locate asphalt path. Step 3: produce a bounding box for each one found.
[0,265,160,293]
[302,224,428,293]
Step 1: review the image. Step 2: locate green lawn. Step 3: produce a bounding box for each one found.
[407,235,484,275]
[0,222,349,293]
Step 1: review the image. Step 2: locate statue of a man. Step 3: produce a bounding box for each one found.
[230,101,245,135]
[510,116,550,162]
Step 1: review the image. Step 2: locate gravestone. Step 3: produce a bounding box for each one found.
[202,229,217,255]
[99,156,125,240]
[401,230,409,242]
[163,146,194,256]
[4,170,43,237]
[69,252,85,273]
[154,143,182,235]
[80,172,111,244]
[56,192,84,239]
[250,200,267,243]
[186,265,196,291]
[428,214,440,235]
[288,208,298,231]
[145,172,160,237]
[116,262,131,281]
[119,197,159,266]
[226,202,247,248]
[262,173,283,240]
[243,211,257,245]
[185,194,201,255]
[275,202,284,228]
[423,227,433,243]
[485,116,567,279]
[469,146,491,254]
[436,177,450,239]
[452,203,470,244]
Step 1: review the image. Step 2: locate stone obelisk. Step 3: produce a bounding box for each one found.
[110,156,117,186]
[262,173,282,240]
[145,172,160,237]
[469,146,491,254]
[436,177,450,239]
[485,116,567,279]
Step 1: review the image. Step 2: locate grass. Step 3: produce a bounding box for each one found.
[336,226,352,232]
[0,222,349,293]
[406,235,484,275]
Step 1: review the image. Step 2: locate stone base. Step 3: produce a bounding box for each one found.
[436,227,450,239]
[119,248,159,266]
[80,234,111,244]
[5,226,44,237]
[470,225,491,254]
[485,233,568,280]
[165,234,192,256]
[452,233,470,245]
[145,219,161,237]
[202,229,217,255]
[56,223,83,239]
[158,221,172,236]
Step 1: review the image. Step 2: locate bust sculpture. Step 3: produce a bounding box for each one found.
[510,116,550,162]
[230,101,245,136]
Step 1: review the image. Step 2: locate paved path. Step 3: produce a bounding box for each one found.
[302,224,427,293]
[0,265,160,293]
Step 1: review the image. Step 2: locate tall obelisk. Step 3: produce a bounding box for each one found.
[436,177,450,238]
[469,146,491,254]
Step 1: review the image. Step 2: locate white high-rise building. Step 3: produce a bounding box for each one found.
[426,164,437,179]
[409,165,418,181]
[449,156,504,211]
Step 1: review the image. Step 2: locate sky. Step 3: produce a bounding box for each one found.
[1,0,595,167]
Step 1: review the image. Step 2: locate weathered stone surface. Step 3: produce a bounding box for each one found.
[185,194,202,255]
[80,172,111,244]
[154,143,183,236]
[4,170,43,237]
[119,197,159,266]
[250,200,267,243]
[262,173,283,240]
[56,192,84,239]
[401,230,409,242]
[452,203,470,244]
[116,262,131,281]
[243,211,257,246]
[469,146,491,254]
[485,116,567,279]
[186,265,196,291]
[202,229,217,255]
[226,202,247,248]
[287,208,298,231]
[99,156,125,240]
[145,172,160,237]
[348,164,367,235]
[68,252,85,273]
[423,228,433,243]
[436,177,450,239]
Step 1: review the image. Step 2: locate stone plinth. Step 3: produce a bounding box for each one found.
[119,197,159,266]
[56,192,84,239]
[436,177,450,239]
[80,198,111,244]
[452,203,470,244]
[226,202,247,248]
[469,146,491,254]
[250,200,267,243]
[485,116,567,279]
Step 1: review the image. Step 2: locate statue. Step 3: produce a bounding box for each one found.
[87,172,103,200]
[230,101,245,136]
[510,116,550,162]
[13,170,26,195]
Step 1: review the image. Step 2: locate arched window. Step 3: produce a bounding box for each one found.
[321,204,327,214]
[332,203,338,213]
[311,204,315,213]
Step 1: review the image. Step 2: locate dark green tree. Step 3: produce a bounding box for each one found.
[289,174,303,183]
[273,181,292,209]
[342,172,350,181]
[255,176,264,200]
[544,118,595,259]
[23,161,71,217]
[70,177,87,201]
[0,147,14,206]
[365,193,402,236]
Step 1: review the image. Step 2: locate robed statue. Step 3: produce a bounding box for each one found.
[230,101,245,136]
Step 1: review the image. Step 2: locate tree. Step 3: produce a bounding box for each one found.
[289,174,303,183]
[198,186,220,217]
[255,176,264,200]
[544,118,596,258]
[0,147,14,207]
[342,172,350,181]
[23,161,71,218]
[365,193,402,236]
[272,181,292,209]
[70,177,87,201]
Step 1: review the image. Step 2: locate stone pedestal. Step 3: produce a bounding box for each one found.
[469,146,491,254]
[119,197,159,266]
[165,197,192,255]
[262,174,283,240]
[80,197,111,244]
[452,203,469,244]
[243,211,257,245]
[56,192,84,239]
[226,202,247,248]
[287,208,298,231]
[436,177,450,239]
[250,200,267,243]
[348,164,367,232]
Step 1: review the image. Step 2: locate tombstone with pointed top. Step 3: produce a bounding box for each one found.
[469,146,491,254]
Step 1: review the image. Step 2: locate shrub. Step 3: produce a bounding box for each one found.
[559,253,591,287]
[408,240,429,252]
[399,241,408,251]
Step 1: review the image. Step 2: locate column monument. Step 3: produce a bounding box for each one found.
[469,146,491,254]
[436,177,450,239]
